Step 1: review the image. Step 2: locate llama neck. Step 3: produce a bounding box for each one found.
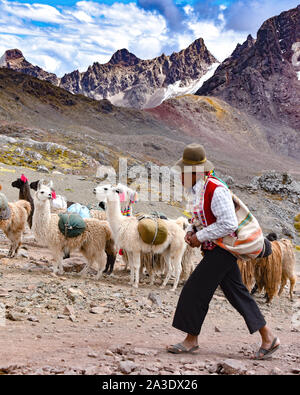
[20,183,34,208]
[32,197,51,243]
[106,196,124,236]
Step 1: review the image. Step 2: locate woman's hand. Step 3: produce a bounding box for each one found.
[188,233,202,248]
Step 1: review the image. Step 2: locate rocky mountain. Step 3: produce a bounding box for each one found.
[196,4,300,159]
[0,39,218,109]
[0,49,59,86]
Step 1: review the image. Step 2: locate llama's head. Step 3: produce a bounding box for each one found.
[175,216,189,230]
[34,180,53,202]
[94,183,138,209]
[31,179,57,200]
[266,232,278,241]
[12,174,29,189]
[94,184,120,205]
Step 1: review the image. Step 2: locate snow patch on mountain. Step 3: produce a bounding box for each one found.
[162,63,220,102]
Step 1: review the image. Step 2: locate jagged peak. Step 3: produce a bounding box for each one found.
[108,48,140,66]
[2,48,24,61]
[0,48,24,66]
[230,34,256,60]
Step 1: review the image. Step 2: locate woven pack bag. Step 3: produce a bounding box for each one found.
[137,216,168,246]
[213,193,264,260]
[58,213,86,238]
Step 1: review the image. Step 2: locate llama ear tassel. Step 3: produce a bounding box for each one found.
[21,174,28,183]
[0,184,2,191]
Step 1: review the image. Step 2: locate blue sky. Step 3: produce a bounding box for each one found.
[0,0,299,76]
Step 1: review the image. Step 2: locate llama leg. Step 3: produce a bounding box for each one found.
[131,251,141,289]
[95,251,107,281]
[278,276,287,297]
[126,251,135,286]
[78,246,92,278]
[289,275,297,301]
[52,251,64,275]
[170,254,183,292]
[78,263,89,278]
[160,255,172,289]
[149,270,155,286]
[6,231,21,258]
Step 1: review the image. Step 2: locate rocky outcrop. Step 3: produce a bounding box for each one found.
[248,171,300,204]
[197,5,300,134]
[0,39,218,109]
[0,49,59,86]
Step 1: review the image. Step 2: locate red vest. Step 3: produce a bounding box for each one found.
[196,176,226,227]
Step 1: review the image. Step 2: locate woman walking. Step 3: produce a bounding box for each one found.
[167,143,280,360]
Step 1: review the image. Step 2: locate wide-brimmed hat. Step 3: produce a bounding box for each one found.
[175,143,214,173]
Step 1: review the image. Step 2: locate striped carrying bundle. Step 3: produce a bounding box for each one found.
[214,193,264,260]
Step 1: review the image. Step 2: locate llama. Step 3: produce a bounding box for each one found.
[95,183,194,287]
[0,185,31,257]
[94,185,186,290]
[28,177,115,268]
[278,238,297,301]
[93,183,139,274]
[32,180,111,278]
[252,240,283,303]
[30,180,68,211]
[11,175,34,228]
[248,234,296,302]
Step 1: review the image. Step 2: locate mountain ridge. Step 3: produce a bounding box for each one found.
[0,38,218,109]
[196,5,300,134]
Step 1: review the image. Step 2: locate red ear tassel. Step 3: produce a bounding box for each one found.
[51,190,57,200]
[21,174,28,183]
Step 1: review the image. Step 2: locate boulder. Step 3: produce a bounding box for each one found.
[217,359,248,375]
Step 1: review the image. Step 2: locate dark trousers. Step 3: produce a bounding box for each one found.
[172,246,266,336]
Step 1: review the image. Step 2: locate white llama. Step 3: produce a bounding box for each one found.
[94,185,186,290]
[32,180,111,278]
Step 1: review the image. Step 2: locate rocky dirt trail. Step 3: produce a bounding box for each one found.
[0,227,299,376]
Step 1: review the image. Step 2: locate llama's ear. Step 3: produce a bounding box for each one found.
[36,180,44,191]
[37,180,45,190]
[30,181,39,191]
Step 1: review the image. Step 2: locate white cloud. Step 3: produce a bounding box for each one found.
[184,6,248,62]
[1,1,68,24]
